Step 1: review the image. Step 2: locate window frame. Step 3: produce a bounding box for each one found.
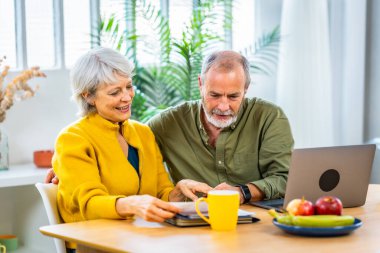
[9,0,243,70]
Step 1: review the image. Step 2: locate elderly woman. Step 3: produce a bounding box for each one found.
[53,47,211,226]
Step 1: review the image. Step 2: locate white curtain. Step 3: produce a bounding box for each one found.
[277,0,334,148]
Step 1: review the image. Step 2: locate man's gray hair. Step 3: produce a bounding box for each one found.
[70,47,134,116]
[200,50,251,89]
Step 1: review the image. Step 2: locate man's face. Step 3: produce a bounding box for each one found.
[200,65,246,128]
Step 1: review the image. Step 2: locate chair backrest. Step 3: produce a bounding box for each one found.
[35,183,66,253]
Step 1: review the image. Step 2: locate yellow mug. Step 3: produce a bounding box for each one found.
[0,244,5,253]
[195,190,240,231]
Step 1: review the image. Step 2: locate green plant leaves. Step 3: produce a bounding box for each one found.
[97,0,280,122]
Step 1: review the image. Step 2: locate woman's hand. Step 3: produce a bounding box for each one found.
[169,179,213,202]
[116,195,181,222]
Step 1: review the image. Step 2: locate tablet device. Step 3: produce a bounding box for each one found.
[249,199,285,213]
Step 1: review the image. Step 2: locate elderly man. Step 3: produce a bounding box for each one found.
[147,50,294,204]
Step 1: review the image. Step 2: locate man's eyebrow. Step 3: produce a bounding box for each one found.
[228,92,241,96]
[209,91,222,95]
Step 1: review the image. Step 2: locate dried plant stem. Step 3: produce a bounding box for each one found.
[0,58,46,123]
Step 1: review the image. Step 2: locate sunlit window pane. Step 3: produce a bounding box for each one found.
[0,0,17,68]
[100,0,161,65]
[169,0,225,55]
[169,0,192,41]
[99,0,127,50]
[135,0,161,65]
[64,0,91,67]
[25,0,55,68]
[202,2,225,51]
[232,0,255,52]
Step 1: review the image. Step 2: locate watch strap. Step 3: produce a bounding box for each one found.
[237,184,252,204]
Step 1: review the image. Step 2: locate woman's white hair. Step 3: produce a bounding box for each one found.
[70,47,134,116]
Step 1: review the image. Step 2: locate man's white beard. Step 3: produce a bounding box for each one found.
[203,107,238,129]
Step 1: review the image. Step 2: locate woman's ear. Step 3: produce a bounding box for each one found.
[82,92,94,106]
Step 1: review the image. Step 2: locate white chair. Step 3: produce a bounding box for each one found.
[35,183,66,253]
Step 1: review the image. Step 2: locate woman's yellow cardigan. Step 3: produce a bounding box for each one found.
[53,113,174,223]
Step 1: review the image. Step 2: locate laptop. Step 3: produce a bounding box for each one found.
[250,144,376,211]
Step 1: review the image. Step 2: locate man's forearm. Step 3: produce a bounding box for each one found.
[247,183,264,201]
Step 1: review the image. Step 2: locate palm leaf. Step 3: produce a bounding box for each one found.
[243,26,281,75]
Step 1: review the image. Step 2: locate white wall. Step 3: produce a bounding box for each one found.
[3,69,77,164]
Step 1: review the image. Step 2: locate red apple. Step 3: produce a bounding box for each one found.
[314,196,343,215]
[286,197,314,216]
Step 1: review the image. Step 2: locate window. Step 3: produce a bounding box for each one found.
[169,0,193,40]
[232,0,255,52]
[0,0,257,69]
[63,0,92,67]
[100,0,162,65]
[202,1,226,52]
[135,0,161,65]
[0,0,17,68]
[99,0,128,51]
[25,0,55,68]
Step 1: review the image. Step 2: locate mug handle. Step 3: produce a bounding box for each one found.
[195,197,210,224]
[0,244,6,253]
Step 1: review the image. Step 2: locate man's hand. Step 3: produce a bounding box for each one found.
[214,182,265,203]
[213,182,244,204]
[169,179,213,202]
[44,168,59,184]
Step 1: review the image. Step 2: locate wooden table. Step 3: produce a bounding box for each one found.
[40,184,380,253]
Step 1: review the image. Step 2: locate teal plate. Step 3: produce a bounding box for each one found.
[272,218,362,237]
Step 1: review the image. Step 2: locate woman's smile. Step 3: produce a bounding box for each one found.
[116,105,131,113]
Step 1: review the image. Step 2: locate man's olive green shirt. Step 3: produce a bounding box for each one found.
[148,98,294,200]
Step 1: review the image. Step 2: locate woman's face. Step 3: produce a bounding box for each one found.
[92,73,134,123]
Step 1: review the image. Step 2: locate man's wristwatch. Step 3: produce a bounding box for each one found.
[236,184,252,204]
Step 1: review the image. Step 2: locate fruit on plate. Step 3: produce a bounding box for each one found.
[315,196,343,215]
[290,215,354,227]
[268,209,355,228]
[286,197,314,216]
